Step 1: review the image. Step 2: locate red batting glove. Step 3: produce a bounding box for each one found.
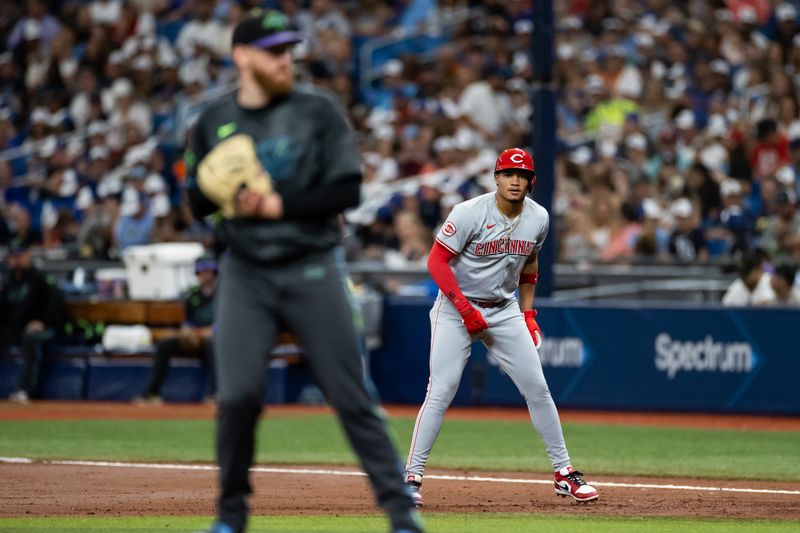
[524,309,543,349]
[459,305,489,335]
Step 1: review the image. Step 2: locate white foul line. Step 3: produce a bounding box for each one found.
[2,457,799,496]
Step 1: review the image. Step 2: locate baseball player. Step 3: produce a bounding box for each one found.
[134,258,218,405]
[185,9,424,533]
[405,148,599,507]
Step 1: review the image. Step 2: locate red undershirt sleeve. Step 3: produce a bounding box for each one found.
[427,240,472,315]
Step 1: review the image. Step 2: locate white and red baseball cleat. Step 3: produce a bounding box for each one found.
[406,474,424,508]
[554,466,599,502]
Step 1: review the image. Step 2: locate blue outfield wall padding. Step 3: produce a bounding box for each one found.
[1,351,314,405]
[369,296,475,407]
[0,358,85,400]
[86,357,294,404]
[39,359,86,400]
[369,296,800,415]
[86,359,161,401]
[159,362,210,403]
[86,358,208,402]
[13,297,800,414]
[0,360,21,397]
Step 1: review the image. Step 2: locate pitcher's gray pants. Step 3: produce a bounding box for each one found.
[214,250,420,533]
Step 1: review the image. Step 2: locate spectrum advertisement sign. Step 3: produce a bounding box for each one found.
[476,303,799,414]
[371,297,800,414]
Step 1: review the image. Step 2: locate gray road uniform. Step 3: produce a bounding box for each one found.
[406,192,571,478]
[186,84,418,533]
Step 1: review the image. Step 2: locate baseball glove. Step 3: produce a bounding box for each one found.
[197,134,273,217]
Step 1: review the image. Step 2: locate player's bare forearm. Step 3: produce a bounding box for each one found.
[519,253,538,312]
[519,283,535,312]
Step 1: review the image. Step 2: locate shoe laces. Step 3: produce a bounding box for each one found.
[564,470,587,487]
[406,476,421,490]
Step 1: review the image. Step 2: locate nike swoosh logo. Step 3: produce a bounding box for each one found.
[557,480,571,491]
[486,224,496,229]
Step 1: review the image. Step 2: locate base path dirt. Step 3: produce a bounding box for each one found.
[1,401,799,521]
[2,462,800,520]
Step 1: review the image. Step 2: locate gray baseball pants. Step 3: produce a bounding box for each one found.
[214,249,419,532]
[406,295,571,478]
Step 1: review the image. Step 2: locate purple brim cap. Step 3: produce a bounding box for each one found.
[195,260,218,273]
[250,31,303,49]
[8,246,29,256]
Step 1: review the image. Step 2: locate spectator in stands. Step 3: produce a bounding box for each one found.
[559,210,594,262]
[633,199,670,261]
[506,78,531,140]
[685,162,722,222]
[113,173,153,254]
[751,118,789,181]
[768,263,800,306]
[645,126,679,182]
[175,0,227,61]
[105,78,153,147]
[722,250,776,306]
[42,208,79,250]
[458,64,514,144]
[761,189,800,259]
[6,203,42,248]
[675,109,701,172]
[697,115,730,178]
[7,0,61,50]
[711,178,755,256]
[89,0,123,27]
[668,198,708,263]
[786,138,800,195]
[304,0,351,61]
[18,20,51,92]
[0,1,797,274]
[775,164,798,201]
[620,132,649,181]
[600,201,642,263]
[77,188,116,259]
[383,210,431,269]
[584,73,638,138]
[134,258,217,404]
[3,244,64,404]
[583,188,624,257]
[558,85,586,138]
[348,0,395,38]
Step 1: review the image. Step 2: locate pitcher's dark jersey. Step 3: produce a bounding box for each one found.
[185,84,361,264]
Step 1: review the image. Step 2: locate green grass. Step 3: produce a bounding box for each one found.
[0,515,796,533]
[0,415,799,481]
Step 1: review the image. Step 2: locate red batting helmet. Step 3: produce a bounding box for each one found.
[494,148,536,191]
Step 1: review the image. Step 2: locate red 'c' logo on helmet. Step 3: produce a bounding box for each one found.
[510,153,524,163]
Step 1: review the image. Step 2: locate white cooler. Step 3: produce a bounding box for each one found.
[123,242,205,300]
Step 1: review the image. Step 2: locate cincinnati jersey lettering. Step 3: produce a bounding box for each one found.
[474,239,535,256]
[434,192,549,302]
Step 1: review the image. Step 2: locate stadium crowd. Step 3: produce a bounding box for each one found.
[0,0,798,291]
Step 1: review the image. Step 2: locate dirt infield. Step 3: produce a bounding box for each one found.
[2,401,799,521]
